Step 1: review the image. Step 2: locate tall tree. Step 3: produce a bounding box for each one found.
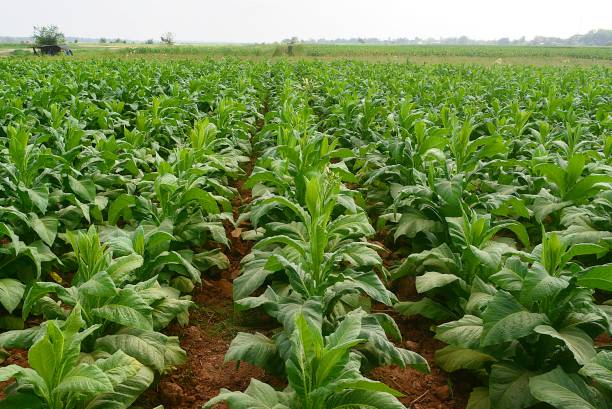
[33,25,65,45]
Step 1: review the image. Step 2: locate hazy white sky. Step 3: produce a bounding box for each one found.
[2,0,611,42]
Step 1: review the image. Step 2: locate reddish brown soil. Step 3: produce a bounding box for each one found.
[596,333,611,348]
[136,284,281,409]
[137,281,472,409]
[369,236,472,408]
[137,125,268,409]
[138,172,471,409]
[370,313,472,409]
[0,349,28,399]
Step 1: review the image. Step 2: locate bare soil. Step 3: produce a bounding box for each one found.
[135,283,281,409]
[370,313,472,409]
[0,349,28,399]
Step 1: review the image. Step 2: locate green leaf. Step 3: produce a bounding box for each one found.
[481,291,548,346]
[22,281,69,320]
[68,175,96,203]
[326,390,406,409]
[359,315,429,372]
[395,298,455,321]
[0,325,47,349]
[435,345,495,372]
[435,315,483,348]
[565,175,612,202]
[95,350,142,386]
[467,387,490,409]
[534,325,596,365]
[54,364,114,396]
[95,329,185,374]
[108,194,136,225]
[26,187,49,214]
[91,289,153,331]
[0,392,44,409]
[489,364,536,409]
[578,264,612,291]
[0,278,26,314]
[225,332,282,373]
[529,366,609,409]
[85,366,154,409]
[325,311,364,350]
[203,378,290,409]
[415,271,462,293]
[392,243,457,280]
[233,258,276,300]
[28,213,58,246]
[579,351,612,391]
[78,271,118,299]
[393,212,442,240]
[107,253,144,283]
[181,187,220,214]
[520,266,569,305]
[276,299,323,334]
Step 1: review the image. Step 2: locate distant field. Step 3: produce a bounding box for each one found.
[2,42,612,66]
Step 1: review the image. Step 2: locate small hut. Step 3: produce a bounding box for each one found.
[32,44,73,56]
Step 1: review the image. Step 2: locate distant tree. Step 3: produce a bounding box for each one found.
[33,25,65,45]
[145,39,154,44]
[160,32,175,45]
[73,38,78,43]
[282,36,299,56]
[497,37,510,45]
[100,38,107,43]
[113,38,122,43]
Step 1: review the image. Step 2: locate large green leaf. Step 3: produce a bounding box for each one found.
[0,392,45,409]
[326,390,406,409]
[435,345,495,372]
[26,186,49,214]
[520,265,569,305]
[225,332,282,373]
[435,315,483,348]
[107,194,136,225]
[415,271,462,293]
[466,387,490,409]
[85,365,154,409]
[489,364,536,409]
[481,291,548,346]
[54,364,114,396]
[68,175,97,203]
[94,329,185,374]
[203,378,291,409]
[579,351,612,392]
[233,258,276,300]
[91,289,153,330]
[534,325,596,365]
[529,366,610,409]
[181,187,220,214]
[107,254,144,283]
[393,212,442,240]
[395,298,455,321]
[0,278,26,314]
[28,213,58,246]
[578,264,612,291]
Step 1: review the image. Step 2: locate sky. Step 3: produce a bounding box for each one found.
[1,0,611,43]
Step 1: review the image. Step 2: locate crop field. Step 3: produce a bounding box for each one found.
[2,43,612,66]
[0,57,610,409]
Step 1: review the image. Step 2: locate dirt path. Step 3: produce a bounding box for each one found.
[136,100,265,409]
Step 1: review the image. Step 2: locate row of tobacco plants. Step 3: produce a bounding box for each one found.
[207,61,611,408]
[0,57,611,409]
[0,58,268,408]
